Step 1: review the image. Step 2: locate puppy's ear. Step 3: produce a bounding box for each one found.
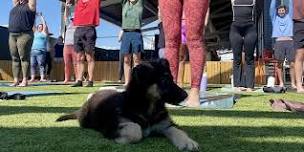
[131,67,140,82]
[130,64,154,87]
[130,66,144,85]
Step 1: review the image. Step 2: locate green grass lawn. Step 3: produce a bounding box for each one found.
[1,83,304,152]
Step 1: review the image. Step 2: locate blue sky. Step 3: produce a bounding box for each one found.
[0,1,156,49]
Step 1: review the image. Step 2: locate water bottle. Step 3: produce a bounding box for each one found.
[230,75,234,88]
[267,76,275,87]
[200,73,208,92]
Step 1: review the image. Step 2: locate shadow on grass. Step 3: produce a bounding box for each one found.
[169,109,304,119]
[0,106,79,116]
[1,105,304,119]
[0,125,304,152]
[23,92,89,97]
[1,91,89,98]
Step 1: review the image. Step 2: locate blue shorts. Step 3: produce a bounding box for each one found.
[120,31,144,55]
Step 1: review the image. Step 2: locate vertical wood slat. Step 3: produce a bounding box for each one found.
[220,62,233,84]
[206,61,221,84]
[0,60,13,80]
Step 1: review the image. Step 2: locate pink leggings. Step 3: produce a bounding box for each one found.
[159,0,208,88]
[63,45,78,81]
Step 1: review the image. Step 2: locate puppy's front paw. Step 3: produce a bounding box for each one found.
[176,137,200,152]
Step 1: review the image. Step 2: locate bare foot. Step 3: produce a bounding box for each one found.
[29,79,35,82]
[296,85,304,93]
[9,82,19,87]
[233,87,242,92]
[40,79,47,82]
[63,80,69,84]
[297,88,304,93]
[17,81,28,87]
[184,88,200,107]
[245,88,253,92]
[239,87,247,91]
[279,83,284,88]
[291,84,297,89]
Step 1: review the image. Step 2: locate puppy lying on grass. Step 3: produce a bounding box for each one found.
[56,59,199,151]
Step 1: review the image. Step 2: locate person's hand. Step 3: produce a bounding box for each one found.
[65,0,72,7]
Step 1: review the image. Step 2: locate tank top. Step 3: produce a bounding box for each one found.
[231,0,256,22]
[32,32,48,51]
[9,4,35,33]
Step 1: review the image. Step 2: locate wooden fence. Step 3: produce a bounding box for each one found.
[0,60,266,84]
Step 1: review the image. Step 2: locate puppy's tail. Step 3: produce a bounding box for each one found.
[56,111,79,122]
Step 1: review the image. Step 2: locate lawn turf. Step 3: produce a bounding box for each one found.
[1,84,304,152]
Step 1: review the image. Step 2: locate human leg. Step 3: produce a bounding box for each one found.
[63,45,73,82]
[184,0,209,106]
[30,52,38,82]
[273,41,286,87]
[36,51,47,81]
[85,51,95,83]
[293,21,304,92]
[229,23,244,89]
[295,50,304,92]
[123,54,132,86]
[159,0,183,82]
[17,32,33,86]
[243,24,257,90]
[9,33,20,86]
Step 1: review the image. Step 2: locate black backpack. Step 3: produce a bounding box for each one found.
[0,92,26,100]
[263,86,287,93]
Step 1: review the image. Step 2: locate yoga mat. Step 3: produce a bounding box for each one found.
[167,92,236,109]
[199,92,235,109]
[7,91,64,96]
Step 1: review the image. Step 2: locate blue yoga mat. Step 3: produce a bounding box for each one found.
[199,92,235,109]
[176,92,235,109]
[7,91,63,96]
[0,83,12,87]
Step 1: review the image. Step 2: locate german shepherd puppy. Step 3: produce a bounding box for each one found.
[56,59,199,151]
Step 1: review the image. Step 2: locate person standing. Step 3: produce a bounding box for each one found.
[29,13,49,82]
[8,0,36,87]
[293,0,304,93]
[63,0,78,84]
[229,0,263,92]
[120,0,144,86]
[159,0,209,107]
[71,0,101,87]
[270,0,295,88]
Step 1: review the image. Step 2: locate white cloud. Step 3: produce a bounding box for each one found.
[0,24,8,28]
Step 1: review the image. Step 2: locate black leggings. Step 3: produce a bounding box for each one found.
[229,22,257,88]
[45,52,52,76]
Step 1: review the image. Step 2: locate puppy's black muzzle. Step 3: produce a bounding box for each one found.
[160,81,188,105]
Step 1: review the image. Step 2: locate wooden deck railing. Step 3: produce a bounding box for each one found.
[0,60,266,84]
